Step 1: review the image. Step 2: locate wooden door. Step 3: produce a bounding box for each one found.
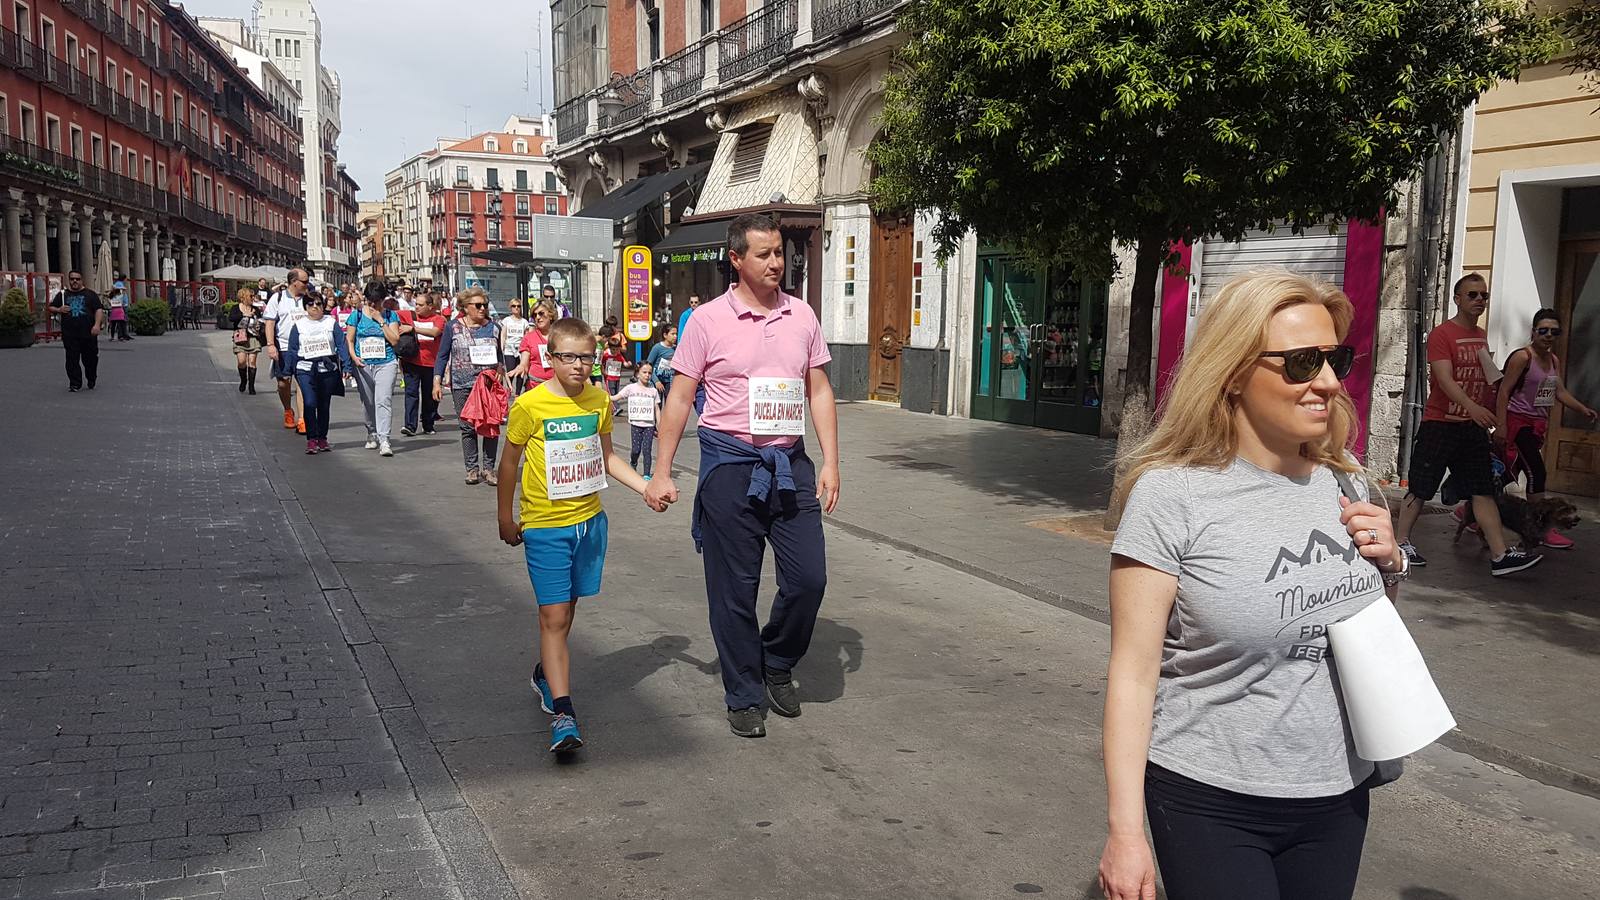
[1549,240,1600,497]
[868,212,914,402]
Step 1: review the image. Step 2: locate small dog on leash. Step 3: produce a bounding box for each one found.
[1454,495,1581,550]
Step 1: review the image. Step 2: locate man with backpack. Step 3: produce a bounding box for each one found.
[399,291,445,436]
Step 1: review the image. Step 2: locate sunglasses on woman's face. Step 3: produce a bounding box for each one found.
[1536,326,1562,337]
[1257,345,1356,383]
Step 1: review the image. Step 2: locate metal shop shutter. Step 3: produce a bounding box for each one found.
[1196,223,1349,319]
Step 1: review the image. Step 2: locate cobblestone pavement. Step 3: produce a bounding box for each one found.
[0,335,511,899]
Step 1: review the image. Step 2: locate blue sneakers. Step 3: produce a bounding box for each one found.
[531,667,555,715]
[549,713,583,752]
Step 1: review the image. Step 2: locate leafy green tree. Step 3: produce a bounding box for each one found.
[870,0,1556,448]
[1564,0,1600,89]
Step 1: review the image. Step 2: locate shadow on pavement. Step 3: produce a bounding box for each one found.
[795,617,864,703]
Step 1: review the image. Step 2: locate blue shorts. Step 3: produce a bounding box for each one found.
[271,354,295,379]
[522,511,608,606]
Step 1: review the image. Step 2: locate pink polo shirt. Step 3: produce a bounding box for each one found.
[670,288,831,447]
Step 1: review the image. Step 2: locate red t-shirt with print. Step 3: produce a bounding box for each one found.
[1423,318,1490,423]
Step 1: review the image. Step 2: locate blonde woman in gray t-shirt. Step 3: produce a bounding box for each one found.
[1098,272,1408,900]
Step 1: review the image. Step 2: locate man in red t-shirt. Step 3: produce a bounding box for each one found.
[1396,273,1541,576]
[399,293,447,435]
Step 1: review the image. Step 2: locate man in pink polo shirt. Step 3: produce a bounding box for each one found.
[646,213,841,739]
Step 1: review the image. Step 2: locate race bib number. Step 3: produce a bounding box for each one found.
[300,333,332,358]
[544,414,607,500]
[749,377,806,436]
[359,336,386,360]
[606,359,623,378]
[469,341,498,366]
[538,344,551,370]
[503,320,527,349]
[627,394,656,427]
[1534,375,1558,409]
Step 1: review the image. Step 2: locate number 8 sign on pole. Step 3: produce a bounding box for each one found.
[624,245,653,342]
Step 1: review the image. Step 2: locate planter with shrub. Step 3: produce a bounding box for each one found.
[216,301,238,330]
[0,287,36,348]
[129,298,169,336]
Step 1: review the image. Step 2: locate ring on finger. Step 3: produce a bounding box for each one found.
[1366,528,1380,544]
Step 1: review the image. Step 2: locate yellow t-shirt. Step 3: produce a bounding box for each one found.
[505,381,614,529]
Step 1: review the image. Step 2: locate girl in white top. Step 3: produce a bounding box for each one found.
[286,295,350,455]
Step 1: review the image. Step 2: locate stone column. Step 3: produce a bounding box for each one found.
[176,239,190,282]
[56,204,74,275]
[131,220,147,281]
[150,230,164,283]
[2,191,22,272]
[115,217,131,279]
[76,208,94,278]
[31,198,49,274]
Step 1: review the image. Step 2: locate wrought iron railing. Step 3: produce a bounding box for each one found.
[719,0,798,82]
[661,40,707,107]
[555,99,588,143]
[812,0,902,39]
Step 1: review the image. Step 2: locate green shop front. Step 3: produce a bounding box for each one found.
[971,248,1108,435]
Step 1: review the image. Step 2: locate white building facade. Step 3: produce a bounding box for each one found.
[255,0,349,280]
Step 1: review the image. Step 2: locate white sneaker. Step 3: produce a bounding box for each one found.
[363,437,379,450]
[378,440,394,457]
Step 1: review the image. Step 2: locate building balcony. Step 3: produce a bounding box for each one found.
[719,0,799,81]
[554,0,905,156]
[0,26,47,82]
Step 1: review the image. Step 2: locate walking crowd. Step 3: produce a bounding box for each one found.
[32,210,1576,900]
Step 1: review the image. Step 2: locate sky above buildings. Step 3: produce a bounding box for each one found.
[199,0,556,200]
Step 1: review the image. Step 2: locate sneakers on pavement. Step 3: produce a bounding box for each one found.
[1490,547,1543,577]
[530,665,555,715]
[379,440,394,457]
[400,426,416,437]
[296,419,306,435]
[549,713,583,752]
[363,436,379,450]
[283,410,296,429]
[765,671,801,718]
[305,440,318,455]
[318,439,332,452]
[1399,541,1428,567]
[483,468,497,486]
[1542,528,1575,549]
[465,469,481,485]
[728,706,767,738]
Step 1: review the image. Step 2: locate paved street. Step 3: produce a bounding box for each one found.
[4,331,1600,899]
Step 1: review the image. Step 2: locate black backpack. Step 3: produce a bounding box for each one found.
[394,312,421,360]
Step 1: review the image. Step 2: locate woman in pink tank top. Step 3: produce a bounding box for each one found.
[1495,308,1598,547]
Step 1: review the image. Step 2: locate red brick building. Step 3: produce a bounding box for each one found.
[0,0,306,285]
[424,117,566,288]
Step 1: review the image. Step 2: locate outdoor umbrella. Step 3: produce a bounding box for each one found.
[94,240,115,295]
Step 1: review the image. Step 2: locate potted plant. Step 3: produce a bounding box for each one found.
[0,286,36,348]
[129,298,170,336]
[217,300,237,330]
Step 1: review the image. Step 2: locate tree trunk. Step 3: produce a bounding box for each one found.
[1103,228,1168,529]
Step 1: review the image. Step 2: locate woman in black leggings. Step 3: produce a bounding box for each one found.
[1099,273,1409,900]
[1494,308,1597,548]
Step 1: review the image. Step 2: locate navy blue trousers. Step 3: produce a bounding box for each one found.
[699,452,827,710]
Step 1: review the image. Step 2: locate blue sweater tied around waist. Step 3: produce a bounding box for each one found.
[692,427,805,552]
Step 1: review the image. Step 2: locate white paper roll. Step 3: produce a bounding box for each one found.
[1327,598,1456,761]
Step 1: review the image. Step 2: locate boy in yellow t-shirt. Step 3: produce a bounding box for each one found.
[496,317,651,753]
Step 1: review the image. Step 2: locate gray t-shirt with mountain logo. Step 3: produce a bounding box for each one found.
[1112,459,1384,798]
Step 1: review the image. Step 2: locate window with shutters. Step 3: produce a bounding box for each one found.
[729,123,772,185]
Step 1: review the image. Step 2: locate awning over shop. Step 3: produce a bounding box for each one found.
[576,162,711,223]
[652,219,729,265]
